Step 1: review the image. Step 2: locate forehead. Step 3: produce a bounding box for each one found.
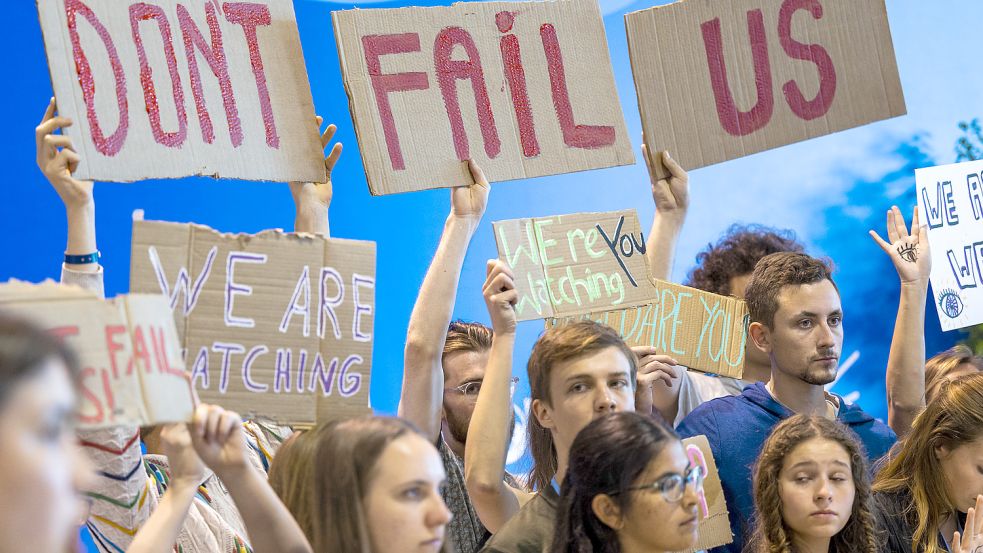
[774,280,841,318]
[781,437,851,470]
[371,433,446,485]
[637,441,688,481]
[549,346,631,383]
[442,349,489,383]
[0,359,75,415]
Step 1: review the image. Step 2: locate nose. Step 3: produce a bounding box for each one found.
[594,387,617,413]
[816,321,836,349]
[681,479,701,512]
[815,477,833,505]
[428,494,453,528]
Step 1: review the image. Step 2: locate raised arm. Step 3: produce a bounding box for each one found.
[869,205,930,438]
[465,259,531,531]
[642,141,689,281]
[190,404,312,553]
[398,160,489,443]
[290,117,342,236]
[126,424,205,553]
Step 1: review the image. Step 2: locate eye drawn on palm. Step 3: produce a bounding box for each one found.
[869,205,931,284]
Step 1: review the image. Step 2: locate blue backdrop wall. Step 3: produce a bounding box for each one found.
[1,0,977,479]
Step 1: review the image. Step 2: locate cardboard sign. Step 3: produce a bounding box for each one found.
[916,160,983,331]
[37,0,325,183]
[333,0,634,195]
[130,219,375,424]
[676,435,732,553]
[494,210,747,376]
[625,0,906,178]
[0,281,194,428]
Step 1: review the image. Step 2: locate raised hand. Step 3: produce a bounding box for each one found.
[290,116,342,235]
[951,495,983,553]
[451,159,490,223]
[632,346,679,416]
[482,259,517,335]
[189,404,250,479]
[869,205,931,285]
[642,137,688,219]
[35,98,93,209]
[158,423,206,488]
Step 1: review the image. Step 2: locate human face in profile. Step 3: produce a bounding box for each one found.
[362,433,452,553]
[0,358,93,552]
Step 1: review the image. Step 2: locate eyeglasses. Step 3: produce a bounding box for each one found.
[613,464,704,503]
[445,377,519,400]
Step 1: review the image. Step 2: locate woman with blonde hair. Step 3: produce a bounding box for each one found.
[747,415,878,553]
[925,345,983,404]
[276,416,452,553]
[874,372,983,553]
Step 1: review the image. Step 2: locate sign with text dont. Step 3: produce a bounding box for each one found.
[494,210,748,377]
[37,0,325,183]
[130,220,375,424]
[916,159,983,331]
[333,0,634,195]
[625,0,905,178]
[0,282,194,428]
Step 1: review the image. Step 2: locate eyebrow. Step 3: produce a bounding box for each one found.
[652,463,693,481]
[794,309,843,318]
[788,459,850,470]
[564,371,630,384]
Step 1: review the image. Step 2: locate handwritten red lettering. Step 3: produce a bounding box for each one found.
[497,11,539,158]
[700,11,774,137]
[362,33,430,171]
[778,0,836,120]
[104,325,127,379]
[223,2,278,148]
[177,2,243,146]
[64,0,129,156]
[129,3,188,148]
[78,367,104,425]
[434,27,501,161]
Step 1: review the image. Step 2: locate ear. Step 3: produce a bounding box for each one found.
[935,442,952,461]
[531,398,556,431]
[749,321,773,354]
[591,494,624,530]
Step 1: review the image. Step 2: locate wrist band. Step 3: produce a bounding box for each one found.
[64,251,100,265]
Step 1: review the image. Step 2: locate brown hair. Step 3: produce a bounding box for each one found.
[874,372,983,553]
[925,345,983,404]
[269,428,320,542]
[748,415,878,553]
[526,321,637,492]
[443,320,493,360]
[686,225,805,296]
[744,253,837,328]
[0,312,79,407]
[308,416,451,553]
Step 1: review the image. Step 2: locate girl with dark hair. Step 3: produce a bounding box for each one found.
[747,415,878,553]
[874,372,983,553]
[551,412,701,553]
[276,415,452,553]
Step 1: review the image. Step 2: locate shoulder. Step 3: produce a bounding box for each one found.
[480,493,553,552]
[677,393,748,436]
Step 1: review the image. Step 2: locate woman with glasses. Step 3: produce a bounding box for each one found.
[551,411,702,553]
[747,415,878,553]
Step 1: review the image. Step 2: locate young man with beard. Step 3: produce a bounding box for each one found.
[399,160,520,553]
[676,251,899,553]
[472,260,641,553]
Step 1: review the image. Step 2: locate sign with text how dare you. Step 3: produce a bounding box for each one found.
[37,0,325,183]
[333,0,634,195]
[625,0,906,179]
[130,220,375,424]
[916,159,983,331]
[494,209,748,377]
[0,282,194,428]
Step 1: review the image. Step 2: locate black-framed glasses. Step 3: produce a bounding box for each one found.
[444,377,519,399]
[614,464,704,503]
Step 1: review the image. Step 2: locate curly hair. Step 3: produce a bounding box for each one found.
[685,225,804,296]
[551,412,678,553]
[748,415,878,553]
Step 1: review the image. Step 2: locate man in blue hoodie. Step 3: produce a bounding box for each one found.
[677,252,897,553]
